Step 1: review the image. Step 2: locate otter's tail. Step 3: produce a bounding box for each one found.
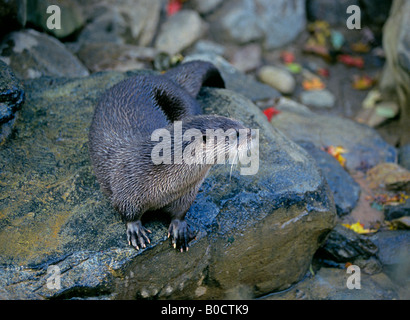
[164,60,225,98]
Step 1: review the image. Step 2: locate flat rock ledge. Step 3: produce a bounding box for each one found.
[0,71,336,299]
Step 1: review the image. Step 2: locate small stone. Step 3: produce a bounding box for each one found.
[155,10,206,55]
[300,89,335,108]
[257,65,295,95]
[230,44,262,73]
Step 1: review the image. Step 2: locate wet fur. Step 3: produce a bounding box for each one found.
[88,61,245,251]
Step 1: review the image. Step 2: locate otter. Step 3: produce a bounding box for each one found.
[89,61,249,251]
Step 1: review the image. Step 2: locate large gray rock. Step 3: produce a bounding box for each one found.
[208,0,306,49]
[0,70,336,299]
[271,98,397,172]
[0,29,89,79]
[76,0,161,47]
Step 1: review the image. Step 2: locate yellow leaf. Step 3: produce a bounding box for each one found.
[302,77,325,90]
[323,145,347,167]
[342,221,377,234]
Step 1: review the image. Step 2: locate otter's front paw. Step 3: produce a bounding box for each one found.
[168,219,196,252]
[126,221,151,250]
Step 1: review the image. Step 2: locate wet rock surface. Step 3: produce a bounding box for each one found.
[0,70,336,299]
[0,60,24,144]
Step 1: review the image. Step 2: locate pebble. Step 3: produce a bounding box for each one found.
[300,89,335,108]
[155,10,206,55]
[230,44,262,73]
[257,65,295,95]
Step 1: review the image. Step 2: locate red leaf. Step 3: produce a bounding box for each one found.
[338,54,364,68]
[281,51,295,64]
[167,0,182,16]
[263,107,281,121]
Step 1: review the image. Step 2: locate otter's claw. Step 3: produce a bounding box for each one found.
[126,221,151,250]
[168,219,195,252]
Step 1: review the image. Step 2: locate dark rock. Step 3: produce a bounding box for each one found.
[360,0,393,30]
[0,60,25,144]
[297,141,360,216]
[0,0,26,37]
[318,224,378,262]
[384,198,410,221]
[26,0,84,39]
[307,0,360,26]
[271,98,397,172]
[0,29,89,79]
[185,54,281,103]
[0,70,335,299]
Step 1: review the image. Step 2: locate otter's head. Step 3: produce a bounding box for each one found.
[149,114,258,175]
[178,115,253,167]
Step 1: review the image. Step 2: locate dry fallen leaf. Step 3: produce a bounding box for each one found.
[338,54,364,68]
[342,221,377,234]
[302,77,325,90]
[263,107,281,121]
[352,75,374,90]
[323,145,347,167]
